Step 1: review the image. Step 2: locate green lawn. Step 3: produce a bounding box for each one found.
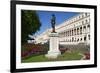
[22,51,83,63]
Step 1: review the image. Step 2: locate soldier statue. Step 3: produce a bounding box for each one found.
[51,14,56,32]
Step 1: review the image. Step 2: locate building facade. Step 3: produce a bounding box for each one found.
[35,13,90,45]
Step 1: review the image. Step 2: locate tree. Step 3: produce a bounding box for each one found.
[21,10,41,44]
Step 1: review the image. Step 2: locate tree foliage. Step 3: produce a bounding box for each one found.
[21,10,41,44]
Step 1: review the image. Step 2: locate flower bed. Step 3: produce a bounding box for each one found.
[21,44,48,59]
[84,52,90,60]
[59,48,69,54]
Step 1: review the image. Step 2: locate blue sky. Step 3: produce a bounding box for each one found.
[35,11,79,35]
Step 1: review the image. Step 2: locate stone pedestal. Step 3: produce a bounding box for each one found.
[45,32,61,59]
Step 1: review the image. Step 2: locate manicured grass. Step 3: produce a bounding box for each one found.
[22,51,83,63]
[58,51,82,61]
[22,55,48,63]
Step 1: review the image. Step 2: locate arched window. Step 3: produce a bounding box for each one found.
[87,25,90,28]
[88,35,90,40]
[72,37,74,42]
[80,27,82,34]
[72,30,73,36]
[84,26,86,29]
[64,32,65,37]
[80,38,82,41]
[70,30,71,36]
[74,29,76,35]
[70,39,71,42]
[87,25,90,32]
[77,38,79,42]
[68,31,69,36]
[83,26,86,33]
[77,28,79,35]
[66,31,67,36]
[85,13,88,16]
[82,21,84,25]
[84,36,86,41]
[85,19,88,23]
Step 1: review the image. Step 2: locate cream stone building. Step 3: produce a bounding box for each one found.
[35,13,90,45]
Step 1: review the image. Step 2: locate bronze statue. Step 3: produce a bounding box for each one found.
[51,14,56,32]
